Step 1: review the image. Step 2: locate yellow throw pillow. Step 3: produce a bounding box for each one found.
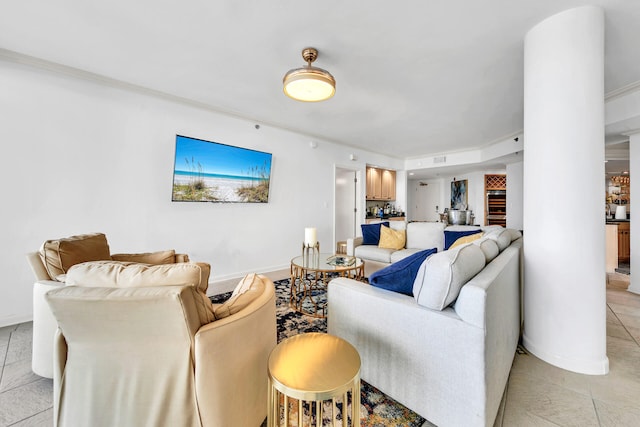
[378,225,406,250]
[449,232,484,249]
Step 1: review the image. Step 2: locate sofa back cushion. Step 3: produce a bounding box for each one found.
[485,228,512,251]
[473,237,500,263]
[406,222,445,252]
[39,233,112,281]
[413,243,486,310]
[66,261,214,324]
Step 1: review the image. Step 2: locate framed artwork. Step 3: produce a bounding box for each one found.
[171,135,272,203]
[451,179,468,210]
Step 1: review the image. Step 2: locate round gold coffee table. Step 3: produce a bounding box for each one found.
[290,253,364,318]
[267,333,361,427]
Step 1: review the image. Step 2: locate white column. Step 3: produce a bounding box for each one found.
[628,131,640,294]
[523,6,609,374]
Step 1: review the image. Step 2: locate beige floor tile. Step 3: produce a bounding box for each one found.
[509,353,591,397]
[4,333,32,366]
[606,306,622,325]
[608,302,640,317]
[606,321,634,341]
[9,408,53,427]
[0,325,15,348]
[606,292,640,309]
[504,374,599,427]
[0,378,52,426]
[0,358,41,392]
[593,399,640,427]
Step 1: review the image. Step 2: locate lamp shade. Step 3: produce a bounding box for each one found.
[283,48,335,102]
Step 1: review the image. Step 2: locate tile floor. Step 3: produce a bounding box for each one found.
[1,272,638,427]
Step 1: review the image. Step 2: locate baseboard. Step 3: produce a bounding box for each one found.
[208,264,290,295]
[0,313,33,329]
[522,334,610,375]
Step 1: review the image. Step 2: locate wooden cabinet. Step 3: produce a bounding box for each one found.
[366,167,395,201]
[617,221,630,262]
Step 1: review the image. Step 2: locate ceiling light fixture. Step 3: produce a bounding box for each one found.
[283,47,335,102]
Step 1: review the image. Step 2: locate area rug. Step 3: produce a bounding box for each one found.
[210,278,426,427]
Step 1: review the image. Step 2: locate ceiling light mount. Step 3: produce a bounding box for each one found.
[283,47,336,102]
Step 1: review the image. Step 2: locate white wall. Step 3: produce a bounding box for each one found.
[0,57,399,326]
[506,161,524,230]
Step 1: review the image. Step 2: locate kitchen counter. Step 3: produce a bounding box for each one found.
[365,214,405,220]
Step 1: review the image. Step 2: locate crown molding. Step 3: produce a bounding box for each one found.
[605,80,640,102]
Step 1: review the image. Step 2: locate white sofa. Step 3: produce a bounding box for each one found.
[329,229,522,427]
[347,221,446,277]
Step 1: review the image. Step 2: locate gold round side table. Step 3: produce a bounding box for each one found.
[267,333,361,427]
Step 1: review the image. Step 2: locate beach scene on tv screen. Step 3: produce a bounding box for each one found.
[172,135,272,203]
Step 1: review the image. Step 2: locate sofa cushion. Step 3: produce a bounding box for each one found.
[506,228,523,241]
[444,229,483,250]
[214,273,266,319]
[361,221,390,245]
[405,222,446,251]
[65,261,214,324]
[485,228,511,251]
[449,232,484,249]
[378,225,406,250]
[413,243,486,310]
[369,248,437,296]
[389,248,426,263]
[111,249,177,265]
[473,237,500,263]
[354,245,395,264]
[39,233,112,281]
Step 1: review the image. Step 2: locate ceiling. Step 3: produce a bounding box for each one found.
[1,1,639,163]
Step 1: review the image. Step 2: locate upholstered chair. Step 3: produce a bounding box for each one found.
[46,262,276,427]
[27,232,191,378]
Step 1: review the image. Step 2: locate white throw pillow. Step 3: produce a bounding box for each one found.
[413,244,486,310]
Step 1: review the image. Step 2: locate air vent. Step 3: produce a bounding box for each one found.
[433,156,446,164]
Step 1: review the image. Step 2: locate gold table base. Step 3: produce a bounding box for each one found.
[289,254,364,318]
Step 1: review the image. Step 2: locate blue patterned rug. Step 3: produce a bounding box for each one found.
[210,278,426,427]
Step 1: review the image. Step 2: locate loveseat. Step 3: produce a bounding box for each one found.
[329,227,522,427]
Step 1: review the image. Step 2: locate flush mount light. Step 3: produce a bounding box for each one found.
[283,47,335,102]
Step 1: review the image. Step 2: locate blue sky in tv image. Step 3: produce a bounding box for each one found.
[173,135,272,179]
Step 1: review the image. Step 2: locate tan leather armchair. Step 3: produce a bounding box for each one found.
[27,232,191,378]
[46,262,277,427]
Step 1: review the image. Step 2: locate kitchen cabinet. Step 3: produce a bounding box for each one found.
[617,221,630,262]
[366,167,396,201]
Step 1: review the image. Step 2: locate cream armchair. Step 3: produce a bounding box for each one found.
[45,262,277,427]
[27,232,191,378]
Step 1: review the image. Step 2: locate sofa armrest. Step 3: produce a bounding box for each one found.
[327,277,488,425]
[346,237,363,256]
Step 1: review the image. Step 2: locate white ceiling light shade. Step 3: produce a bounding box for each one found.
[283,47,335,102]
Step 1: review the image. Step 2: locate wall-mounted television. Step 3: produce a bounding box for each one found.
[171,135,272,203]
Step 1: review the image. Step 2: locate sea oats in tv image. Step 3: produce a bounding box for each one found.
[171,135,272,203]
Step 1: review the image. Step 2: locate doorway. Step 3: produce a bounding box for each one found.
[334,167,359,251]
[407,179,441,222]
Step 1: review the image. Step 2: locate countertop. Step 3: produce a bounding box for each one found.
[366,214,405,220]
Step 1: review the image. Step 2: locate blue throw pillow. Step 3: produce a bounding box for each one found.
[444,229,482,250]
[369,248,437,296]
[361,221,390,245]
